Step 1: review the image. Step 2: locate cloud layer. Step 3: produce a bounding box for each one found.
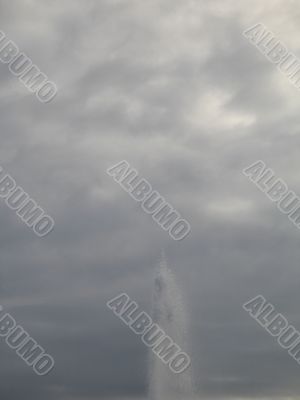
[1,0,300,399]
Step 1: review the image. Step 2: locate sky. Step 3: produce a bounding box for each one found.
[1,0,300,399]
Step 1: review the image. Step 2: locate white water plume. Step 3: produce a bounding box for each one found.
[148,252,194,400]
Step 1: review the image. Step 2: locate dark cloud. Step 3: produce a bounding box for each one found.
[0,0,300,399]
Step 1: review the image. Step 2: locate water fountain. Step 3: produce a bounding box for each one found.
[148,252,194,400]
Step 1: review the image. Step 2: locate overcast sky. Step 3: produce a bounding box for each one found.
[1,0,300,399]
